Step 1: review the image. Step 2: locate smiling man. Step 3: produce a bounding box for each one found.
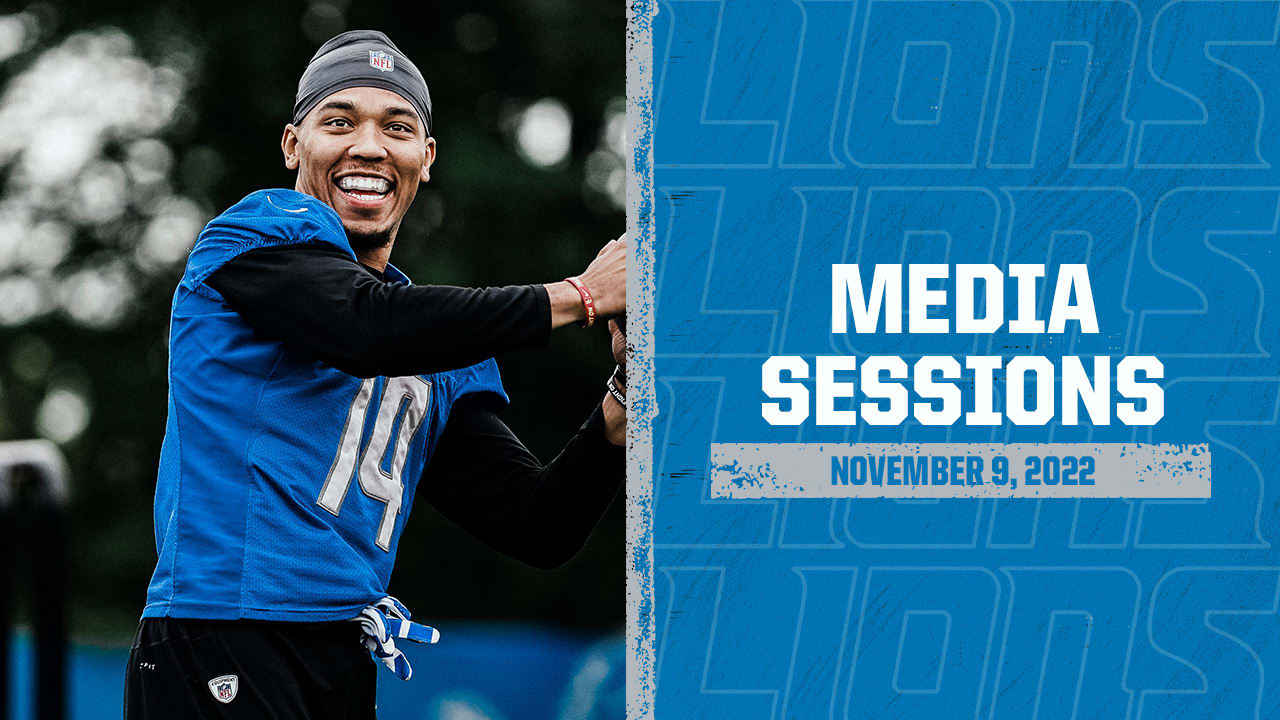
[123,31,627,719]
[296,90,425,246]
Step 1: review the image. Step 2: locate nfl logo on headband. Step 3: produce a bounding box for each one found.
[369,50,394,72]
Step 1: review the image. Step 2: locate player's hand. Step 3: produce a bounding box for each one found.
[577,234,626,319]
[604,315,628,445]
[609,317,627,375]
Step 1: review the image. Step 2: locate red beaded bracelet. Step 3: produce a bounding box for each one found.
[564,276,596,327]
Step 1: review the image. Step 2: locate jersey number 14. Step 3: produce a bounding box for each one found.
[316,376,432,551]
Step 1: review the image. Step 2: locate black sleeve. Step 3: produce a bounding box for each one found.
[205,243,552,377]
[419,395,624,570]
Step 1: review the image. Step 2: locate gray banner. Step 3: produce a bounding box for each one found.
[710,443,1210,499]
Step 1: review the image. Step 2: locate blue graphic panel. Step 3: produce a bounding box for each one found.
[647,0,1280,717]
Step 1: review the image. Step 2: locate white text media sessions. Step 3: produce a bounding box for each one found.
[761,264,1164,427]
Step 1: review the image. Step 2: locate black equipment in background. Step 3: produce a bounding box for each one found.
[0,441,70,720]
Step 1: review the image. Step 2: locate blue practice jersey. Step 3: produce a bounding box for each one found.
[143,189,507,622]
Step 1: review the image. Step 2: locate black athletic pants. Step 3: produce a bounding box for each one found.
[124,617,377,719]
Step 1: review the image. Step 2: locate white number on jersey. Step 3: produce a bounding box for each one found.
[316,376,432,550]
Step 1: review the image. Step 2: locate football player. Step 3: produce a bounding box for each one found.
[124,30,626,718]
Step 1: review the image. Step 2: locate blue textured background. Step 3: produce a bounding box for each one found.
[648,0,1280,717]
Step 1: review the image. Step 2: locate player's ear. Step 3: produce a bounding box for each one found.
[420,137,436,183]
[282,124,301,170]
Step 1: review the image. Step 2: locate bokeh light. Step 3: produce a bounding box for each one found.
[513,98,573,169]
[0,22,201,329]
[583,96,626,211]
[0,12,36,63]
[35,386,91,444]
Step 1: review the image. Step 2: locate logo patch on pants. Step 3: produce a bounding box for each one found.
[208,675,238,703]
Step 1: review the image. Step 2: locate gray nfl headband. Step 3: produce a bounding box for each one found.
[293,30,433,135]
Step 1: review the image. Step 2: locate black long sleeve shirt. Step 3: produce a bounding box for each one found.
[207,244,551,377]
[206,244,623,569]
